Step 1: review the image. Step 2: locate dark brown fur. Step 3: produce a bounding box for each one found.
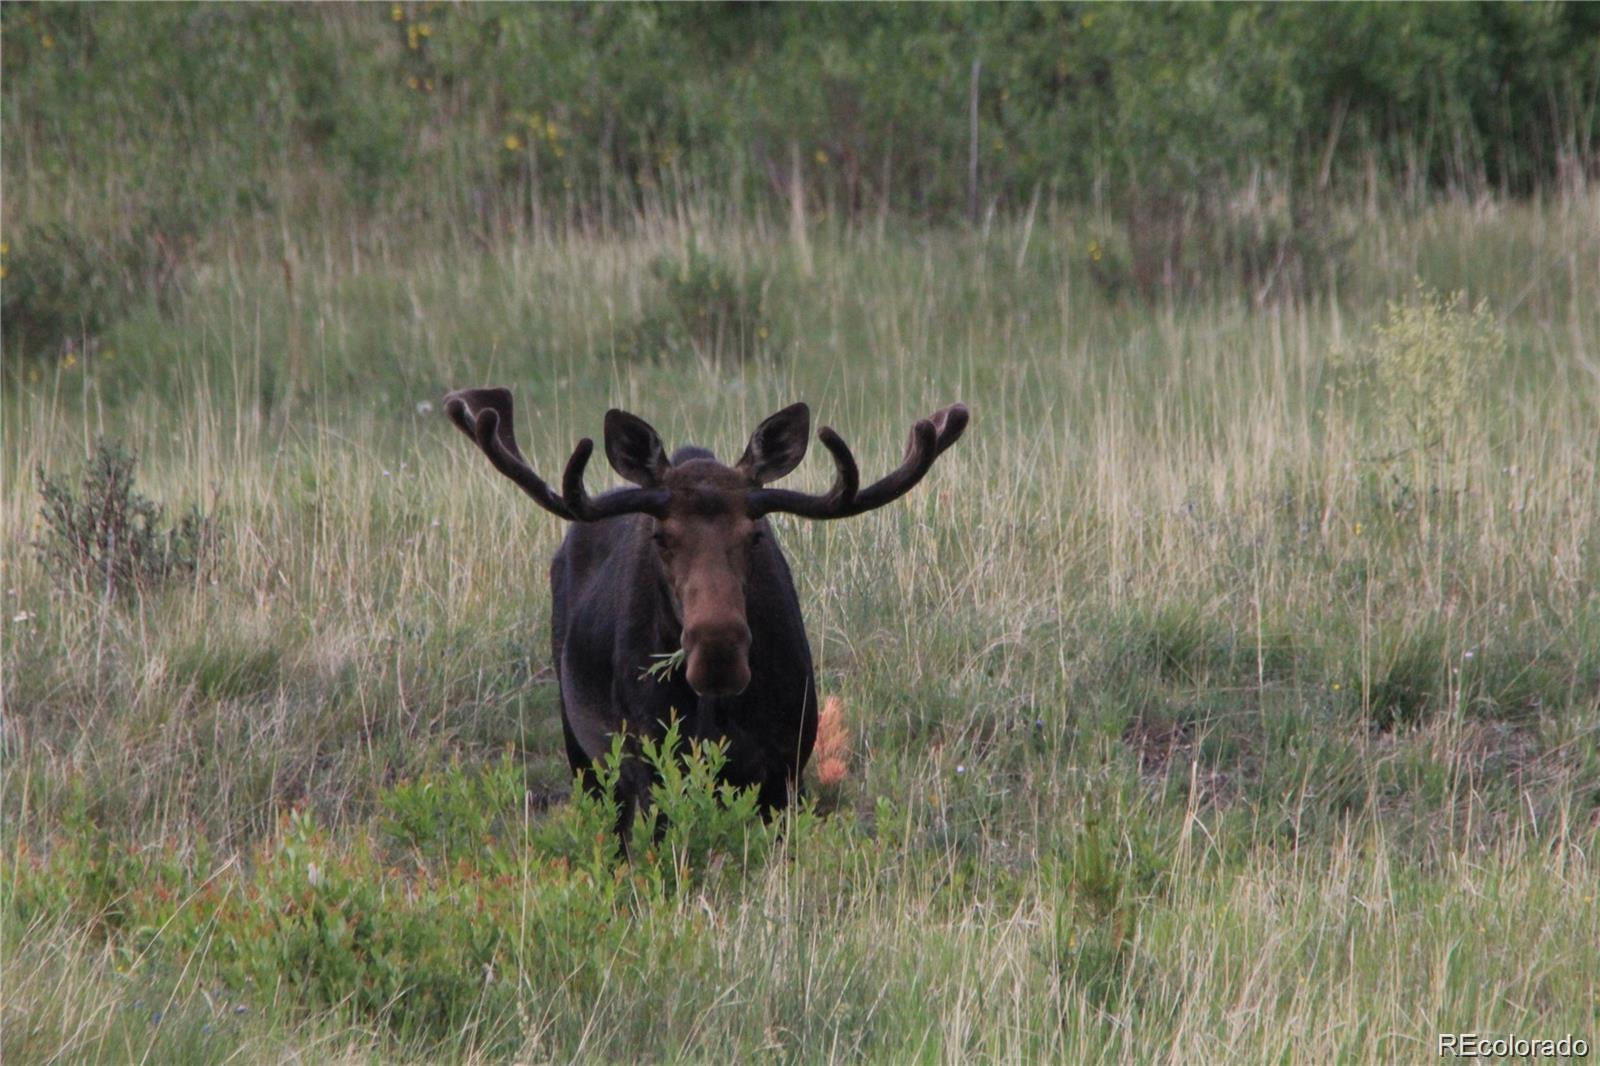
[444,390,968,836]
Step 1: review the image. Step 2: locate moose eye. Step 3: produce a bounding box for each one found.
[651,531,670,549]
[748,528,764,545]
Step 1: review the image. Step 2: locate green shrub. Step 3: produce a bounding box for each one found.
[3,730,808,1051]
[624,244,776,364]
[0,214,188,363]
[380,752,525,866]
[1340,283,1505,487]
[629,721,783,891]
[34,439,218,598]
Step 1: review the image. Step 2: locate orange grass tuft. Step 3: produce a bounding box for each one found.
[814,695,850,787]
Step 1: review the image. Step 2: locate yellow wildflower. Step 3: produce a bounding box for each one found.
[416,22,431,37]
[1,241,9,255]
[503,133,523,151]
[407,75,420,90]
[423,78,434,93]
[42,33,56,49]
[62,353,78,369]
[0,265,8,280]
[814,149,829,165]
[390,3,403,21]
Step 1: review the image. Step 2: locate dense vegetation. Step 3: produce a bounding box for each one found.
[3,4,1599,1063]
[5,2,1599,362]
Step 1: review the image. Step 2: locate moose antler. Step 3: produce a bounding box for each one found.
[445,388,666,521]
[748,403,969,520]
[560,437,668,521]
[445,387,577,520]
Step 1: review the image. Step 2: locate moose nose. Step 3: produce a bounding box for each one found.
[682,620,752,697]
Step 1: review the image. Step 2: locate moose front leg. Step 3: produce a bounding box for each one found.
[611,748,658,850]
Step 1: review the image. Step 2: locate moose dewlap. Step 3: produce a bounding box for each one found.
[444,387,967,835]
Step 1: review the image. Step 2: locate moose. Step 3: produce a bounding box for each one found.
[445,387,968,833]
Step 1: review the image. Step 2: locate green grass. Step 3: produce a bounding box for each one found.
[4,194,1600,1062]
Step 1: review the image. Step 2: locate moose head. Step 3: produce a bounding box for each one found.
[443,388,968,700]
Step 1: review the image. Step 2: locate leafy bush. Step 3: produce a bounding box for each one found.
[380,752,525,866]
[624,244,775,364]
[1368,286,1503,460]
[4,730,807,1050]
[34,439,218,597]
[1,213,189,362]
[626,720,785,892]
[1339,283,1505,492]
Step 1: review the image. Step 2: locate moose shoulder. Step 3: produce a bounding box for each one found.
[444,388,968,833]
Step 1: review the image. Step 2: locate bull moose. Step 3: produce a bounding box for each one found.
[444,387,968,833]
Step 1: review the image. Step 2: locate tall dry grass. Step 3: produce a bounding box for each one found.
[3,192,1598,1062]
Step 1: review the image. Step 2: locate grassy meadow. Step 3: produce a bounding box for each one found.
[3,192,1600,1062]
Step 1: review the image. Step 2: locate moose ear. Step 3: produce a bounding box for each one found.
[737,403,811,485]
[603,409,671,487]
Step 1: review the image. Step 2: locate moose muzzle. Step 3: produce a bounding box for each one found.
[682,619,753,696]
